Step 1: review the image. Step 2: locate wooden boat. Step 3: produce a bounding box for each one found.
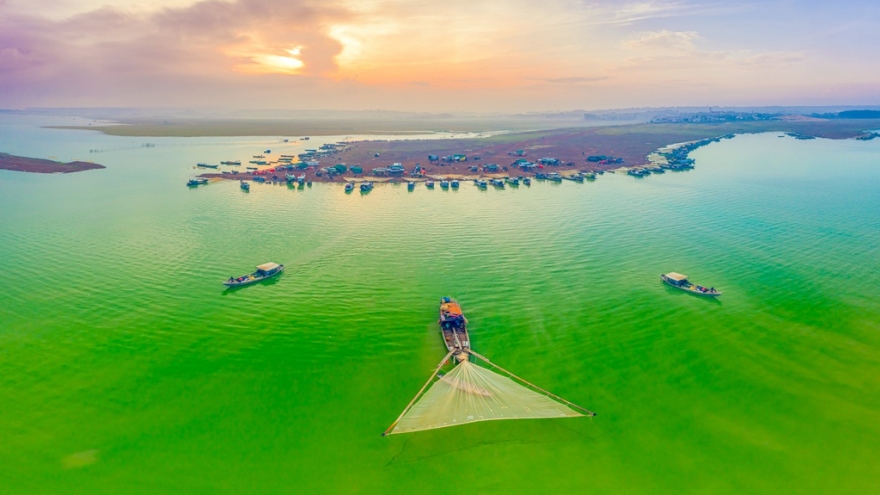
[297,173,306,183]
[223,262,284,287]
[407,181,415,190]
[221,160,241,165]
[186,178,208,187]
[345,182,355,192]
[440,180,449,188]
[476,179,487,188]
[491,179,505,188]
[286,173,297,182]
[253,155,265,158]
[360,181,374,192]
[506,177,520,186]
[661,272,721,297]
[425,180,435,189]
[450,180,460,188]
[523,177,531,186]
[197,163,218,168]
[240,180,250,191]
[439,297,470,357]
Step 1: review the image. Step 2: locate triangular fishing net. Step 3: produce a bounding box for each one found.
[389,359,583,435]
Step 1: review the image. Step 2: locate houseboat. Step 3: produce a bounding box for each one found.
[661,272,721,297]
[439,297,470,357]
[223,262,284,287]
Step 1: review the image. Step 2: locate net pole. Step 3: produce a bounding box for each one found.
[382,349,455,436]
[467,349,596,417]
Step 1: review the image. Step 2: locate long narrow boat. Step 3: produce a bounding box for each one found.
[661,272,721,297]
[439,297,470,358]
[197,163,218,168]
[186,178,208,187]
[224,262,284,287]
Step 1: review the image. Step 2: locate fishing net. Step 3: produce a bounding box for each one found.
[388,359,583,435]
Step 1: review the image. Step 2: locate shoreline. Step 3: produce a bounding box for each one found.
[194,119,880,185]
[0,152,105,174]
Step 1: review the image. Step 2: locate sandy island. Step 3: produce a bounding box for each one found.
[193,119,880,183]
[0,152,105,174]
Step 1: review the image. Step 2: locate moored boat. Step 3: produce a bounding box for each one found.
[223,262,284,287]
[240,180,250,191]
[523,177,531,186]
[439,297,470,357]
[345,182,355,192]
[440,180,449,188]
[407,181,415,190]
[661,272,721,297]
[186,178,208,187]
[491,178,505,188]
[197,163,218,168]
[450,180,460,188]
[360,181,374,192]
[425,180,435,189]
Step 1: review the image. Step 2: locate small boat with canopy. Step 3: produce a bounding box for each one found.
[224,262,284,287]
[661,272,721,297]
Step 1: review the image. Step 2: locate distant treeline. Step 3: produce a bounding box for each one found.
[811,110,880,119]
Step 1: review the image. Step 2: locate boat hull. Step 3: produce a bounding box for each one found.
[661,275,721,297]
[224,266,284,287]
[439,298,470,356]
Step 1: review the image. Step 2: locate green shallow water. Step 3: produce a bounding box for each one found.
[1,117,880,494]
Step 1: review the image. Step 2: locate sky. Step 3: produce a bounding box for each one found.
[1,0,879,112]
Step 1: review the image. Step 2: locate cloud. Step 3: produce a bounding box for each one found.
[541,76,609,84]
[621,30,700,52]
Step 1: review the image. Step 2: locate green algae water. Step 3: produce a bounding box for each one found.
[1,116,879,494]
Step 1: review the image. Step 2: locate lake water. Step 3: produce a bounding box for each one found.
[1,116,879,494]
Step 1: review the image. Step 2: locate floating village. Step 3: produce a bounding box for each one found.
[187,134,738,191]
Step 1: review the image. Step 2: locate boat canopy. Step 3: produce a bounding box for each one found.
[257,262,281,272]
[665,272,688,281]
[440,302,462,316]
